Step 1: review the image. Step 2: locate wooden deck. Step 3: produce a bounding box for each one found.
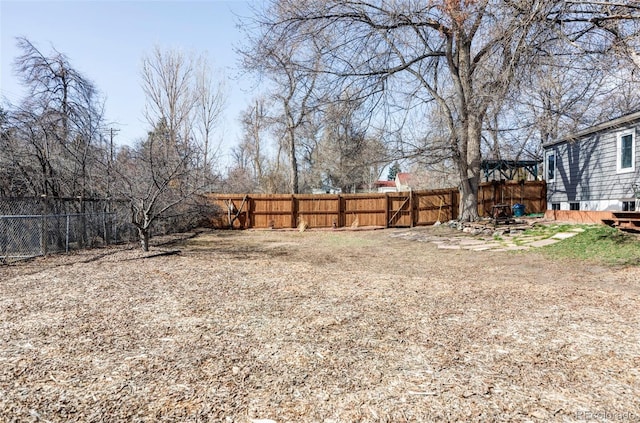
[603,211,640,232]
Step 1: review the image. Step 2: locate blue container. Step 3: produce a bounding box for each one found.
[512,203,525,217]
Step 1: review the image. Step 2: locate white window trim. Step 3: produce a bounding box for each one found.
[546,152,555,182]
[616,129,636,174]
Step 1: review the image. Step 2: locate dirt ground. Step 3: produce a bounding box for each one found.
[1,226,639,422]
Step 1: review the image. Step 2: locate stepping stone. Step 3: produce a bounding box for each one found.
[437,244,462,250]
[551,232,578,240]
[529,238,560,247]
[504,245,530,251]
[470,246,494,251]
[459,239,488,246]
[512,236,537,241]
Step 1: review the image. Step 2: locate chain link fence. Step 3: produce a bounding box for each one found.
[0,197,134,263]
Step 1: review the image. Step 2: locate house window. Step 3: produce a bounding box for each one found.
[551,203,560,211]
[617,130,636,173]
[547,153,555,182]
[622,201,636,212]
[570,202,580,211]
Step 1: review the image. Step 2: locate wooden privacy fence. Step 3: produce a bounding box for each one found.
[478,180,546,217]
[208,180,546,229]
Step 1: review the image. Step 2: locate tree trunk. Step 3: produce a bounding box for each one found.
[458,116,483,221]
[288,130,299,194]
[459,176,480,221]
[138,227,150,252]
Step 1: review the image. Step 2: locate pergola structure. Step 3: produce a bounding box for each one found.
[481,159,541,182]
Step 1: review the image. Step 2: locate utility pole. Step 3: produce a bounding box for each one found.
[107,128,119,197]
[105,128,119,244]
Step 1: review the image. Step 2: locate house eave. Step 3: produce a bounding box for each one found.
[543,110,640,149]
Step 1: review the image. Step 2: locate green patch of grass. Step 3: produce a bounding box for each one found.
[541,225,640,266]
[522,223,583,239]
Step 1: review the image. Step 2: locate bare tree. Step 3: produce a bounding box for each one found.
[119,47,226,250]
[116,121,201,251]
[141,46,197,154]
[229,95,303,194]
[240,31,321,194]
[0,106,30,196]
[312,97,388,193]
[3,37,107,198]
[245,0,640,220]
[194,57,226,182]
[239,99,270,189]
[487,51,640,165]
[481,56,606,164]
[562,1,640,69]
[222,163,258,194]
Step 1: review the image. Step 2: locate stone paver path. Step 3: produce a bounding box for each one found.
[390,226,580,251]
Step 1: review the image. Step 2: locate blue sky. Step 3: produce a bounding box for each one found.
[1,0,258,166]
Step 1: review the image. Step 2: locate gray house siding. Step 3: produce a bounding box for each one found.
[544,115,640,211]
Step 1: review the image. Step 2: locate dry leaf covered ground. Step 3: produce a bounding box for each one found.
[1,227,639,422]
